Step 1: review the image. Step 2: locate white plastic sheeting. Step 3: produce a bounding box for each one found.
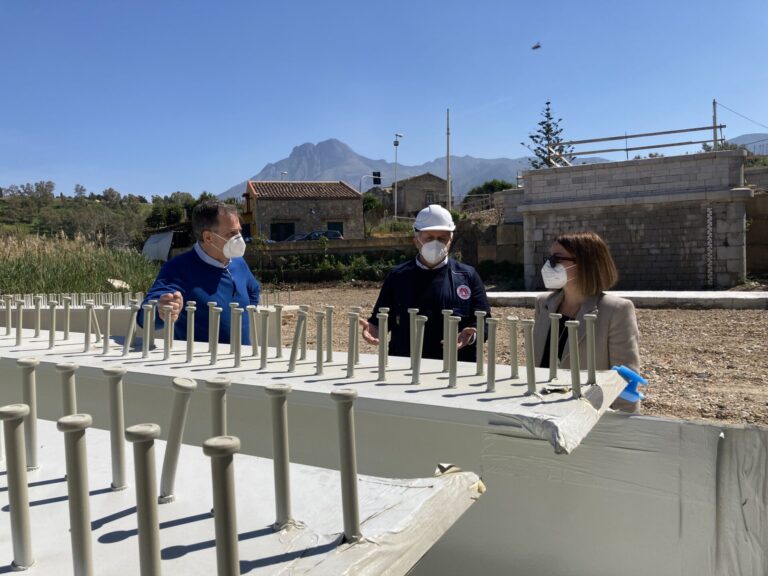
[142,231,174,262]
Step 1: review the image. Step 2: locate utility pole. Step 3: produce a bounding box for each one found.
[393,134,403,219]
[446,108,452,211]
[712,99,718,151]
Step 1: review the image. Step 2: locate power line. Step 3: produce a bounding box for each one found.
[717,101,768,131]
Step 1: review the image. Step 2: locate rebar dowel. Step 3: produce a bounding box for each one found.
[56,363,79,416]
[331,389,362,543]
[486,318,499,393]
[203,435,241,576]
[232,308,243,368]
[210,307,222,365]
[228,303,238,355]
[379,307,390,366]
[47,300,58,349]
[377,313,388,382]
[508,316,519,379]
[315,312,325,375]
[448,316,460,388]
[5,295,13,335]
[101,304,112,355]
[274,304,284,359]
[522,319,536,395]
[259,309,270,369]
[299,305,309,360]
[15,300,24,347]
[34,296,42,338]
[475,310,486,376]
[408,308,419,368]
[206,376,231,437]
[346,312,358,378]
[584,314,597,385]
[441,309,452,372]
[17,358,40,471]
[123,302,140,356]
[549,313,562,381]
[325,306,334,363]
[63,296,72,340]
[159,377,197,504]
[186,305,196,363]
[246,305,258,358]
[412,315,427,385]
[125,423,162,576]
[58,413,94,576]
[287,311,306,372]
[102,366,128,491]
[266,384,293,529]
[142,304,152,358]
[566,320,582,399]
[0,403,34,570]
[207,302,217,352]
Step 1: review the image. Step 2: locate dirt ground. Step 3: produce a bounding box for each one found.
[264,282,768,426]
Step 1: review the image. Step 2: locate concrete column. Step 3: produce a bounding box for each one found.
[448,316,460,388]
[274,304,284,359]
[142,304,153,358]
[346,312,358,379]
[324,306,334,363]
[186,304,196,363]
[48,300,58,349]
[486,318,499,393]
[475,310,486,376]
[123,302,140,356]
[265,385,292,529]
[412,315,427,385]
[207,302,217,352]
[17,358,40,471]
[508,316,519,379]
[56,362,79,416]
[102,304,112,355]
[377,312,388,382]
[231,308,243,368]
[566,320,582,399]
[33,295,42,338]
[259,309,269,369]
[315,312,324,375]
[408,308,419,368]
[584,314,597,385]
[549,313,562,381]
[206,376,231,437]
[331,389,362,543]
[63,296,72,340]
[287,310,307,373]
[159,377,197,504]
[210,307,222,365]
[15,300,24,347]
[299,305,309,360]
[522,319,536,395]
[441,309,452,372]
[102,366,128,491]
[246,305,259,358]
[203,436,241,576]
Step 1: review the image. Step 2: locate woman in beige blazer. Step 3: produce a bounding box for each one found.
[533,231,641,411]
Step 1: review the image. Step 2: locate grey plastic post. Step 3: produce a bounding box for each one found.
[412,315,427,385]
[448,316,460,388]
[232,308,243,368]
[522,319,536,395]
[102,366,128,491]
[142,304,152,358]
[159,377,197,504]
[566,320,582,399]
[122,302,139,356]
[274,304,284,359]
[17,358,40,471]
[210,307,222,365]
[508,316,519,379]
[4,295,12,335]
[0,403,34,570]
[56,363,79,416]
[186,304,196,363]
[47,300,58,349]
[207,302,217,352]
[475,310,486,376]
[15,300,24,347]
[346,312,358,379]
[57,413,94,576]
[90,304,102,344]
[101,304,112,355]
[228,303,238,355]
[377,312,388,382]
[584,314,597,385]
[125,423,162,576]
[486,318,499,393]
[259,309,270,369]
[63,296,72,340]
[265,384,292,529]
[549,313,562,381]
[246,305,259,358]
[315,312,325,375]
[83,301,94,352]
[378,307,390,366]
[331,389,362,543]
[324,306,334,363]
[147,300,158,350]
[161,305,172,361]
[287,311,307,373]
[203,435,241,576]
[206,376,231,437]
[350,306,362,365]
[299,305,309,360]
[34,295,42,338]
[441,309,452,372]
[407,308,419,368]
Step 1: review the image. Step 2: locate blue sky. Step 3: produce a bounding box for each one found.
[1,0,766,198]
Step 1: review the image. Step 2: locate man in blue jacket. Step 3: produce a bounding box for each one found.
[138,200,260,344]
[360,204,490,362]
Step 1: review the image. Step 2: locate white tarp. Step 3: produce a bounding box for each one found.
[142,231,174,261]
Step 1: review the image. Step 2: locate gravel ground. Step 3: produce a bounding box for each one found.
[265,284,768,426]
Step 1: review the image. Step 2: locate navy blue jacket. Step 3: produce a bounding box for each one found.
[368,258,490,362]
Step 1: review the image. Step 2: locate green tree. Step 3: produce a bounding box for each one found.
[461,179,514,210]
[701,141,744,152]
[523,101,574,169]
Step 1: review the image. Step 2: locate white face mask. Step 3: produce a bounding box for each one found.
[419,239,449,266]
[541,260,575,289]
[213,232,246,259]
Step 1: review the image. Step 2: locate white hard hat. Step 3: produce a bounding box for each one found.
[414,204,455,232]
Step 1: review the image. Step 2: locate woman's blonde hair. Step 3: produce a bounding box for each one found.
[554,231,618,295]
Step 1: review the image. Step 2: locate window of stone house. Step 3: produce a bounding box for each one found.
[425,192,434,204]
[327,221,344,235]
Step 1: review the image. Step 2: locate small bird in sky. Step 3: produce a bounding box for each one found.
[531,42,541,50]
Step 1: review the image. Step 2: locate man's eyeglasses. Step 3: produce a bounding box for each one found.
[544,255,576,267]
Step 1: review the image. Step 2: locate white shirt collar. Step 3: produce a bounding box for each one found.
[194,242,229,269]
[415,256,449,270]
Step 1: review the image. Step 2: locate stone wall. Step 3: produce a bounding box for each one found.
[747,192,768,274]
[520,151,753,289]
[253,197,364,240]
[746,166,768,192]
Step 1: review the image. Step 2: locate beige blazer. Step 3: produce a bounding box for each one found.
[533,291,640,373]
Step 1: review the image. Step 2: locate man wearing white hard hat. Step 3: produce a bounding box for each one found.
[360,204,491,362]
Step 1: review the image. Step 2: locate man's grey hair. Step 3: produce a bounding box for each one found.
[191,201,239,242]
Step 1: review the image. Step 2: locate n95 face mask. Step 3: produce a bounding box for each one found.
[419,240,448,265]
[541,260,575,289]
[214,233,246,259]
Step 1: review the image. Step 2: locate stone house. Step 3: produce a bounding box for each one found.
[241,181,363,241]
[369,173,448,218]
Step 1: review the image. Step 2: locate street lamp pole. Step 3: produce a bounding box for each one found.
[393,133,403,219]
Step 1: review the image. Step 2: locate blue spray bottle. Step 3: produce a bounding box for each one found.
[611,365,648,403]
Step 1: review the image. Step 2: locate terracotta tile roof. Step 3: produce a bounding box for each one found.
[246,181,361,200]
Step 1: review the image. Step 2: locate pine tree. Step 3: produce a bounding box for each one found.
[523,101,574,169]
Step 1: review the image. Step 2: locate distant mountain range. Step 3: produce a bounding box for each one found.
[219,133,768,201]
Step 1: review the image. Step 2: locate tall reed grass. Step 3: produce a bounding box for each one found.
[0,233,159,294]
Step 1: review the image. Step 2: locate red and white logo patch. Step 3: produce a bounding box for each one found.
[456,284,471,300]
